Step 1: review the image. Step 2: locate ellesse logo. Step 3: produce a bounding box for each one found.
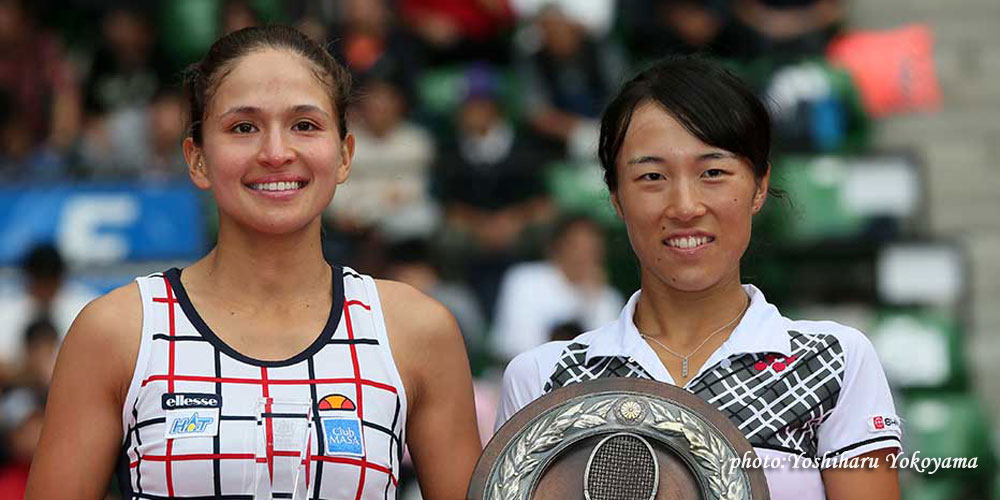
[162,393,222,409]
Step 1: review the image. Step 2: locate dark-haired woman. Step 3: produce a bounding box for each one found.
[496,57,901,500]
[28,26,481,500]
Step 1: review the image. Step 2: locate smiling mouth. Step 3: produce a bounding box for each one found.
[247,181,308,191]
[664,235,715,249]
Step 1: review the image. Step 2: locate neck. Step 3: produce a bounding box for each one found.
[634,269,748,352]
[185,217,331,305]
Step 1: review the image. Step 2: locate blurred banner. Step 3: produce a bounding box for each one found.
[0,183,206,265]
[827,24,941,117]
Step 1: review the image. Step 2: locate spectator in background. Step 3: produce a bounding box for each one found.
[618,0,727,61]
[516,5,626,158]
[385,239,487,360]
[76,87,188,179]
[435,65,552,235]
[491,214,623,361]
[400,0,515,64]
[509,0,615,37]
[327,78,438,239]
[0,91,64,180]
[79,7,175,179]
[0,389,43,498]
[0,0,80,179]
[329,0,421,99]
[83,6,168,116]
[433,65,555,316]
[6,318,59,392]
[719,0,843,59]
[0,244,95,372]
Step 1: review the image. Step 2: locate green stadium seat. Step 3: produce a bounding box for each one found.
[544,161,619,226]
[762,154,920,243]
[870,309,966,391]
[899,392,996,480]
[160,0,222,68]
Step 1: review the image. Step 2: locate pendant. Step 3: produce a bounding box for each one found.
[681,357,689,378]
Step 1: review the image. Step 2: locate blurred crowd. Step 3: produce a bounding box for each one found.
[0,0,890,496]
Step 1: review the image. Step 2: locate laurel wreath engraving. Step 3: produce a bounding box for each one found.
[487,395,749,500]
[647,400,746,500]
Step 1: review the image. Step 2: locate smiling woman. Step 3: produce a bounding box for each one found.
[27,26,481,500]
[495,57,902,500]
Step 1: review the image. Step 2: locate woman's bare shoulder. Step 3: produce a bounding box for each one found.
[373,279,458,342]
[73,281,142,339]
[62,282,143,392]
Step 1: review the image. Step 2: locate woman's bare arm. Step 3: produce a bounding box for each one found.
[378,280,482,500]
[822,448,901,500]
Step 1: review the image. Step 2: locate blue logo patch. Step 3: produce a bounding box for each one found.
[322,417,365,456]
[171,412,214,435]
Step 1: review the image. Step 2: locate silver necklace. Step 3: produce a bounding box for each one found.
[641,296,750,379]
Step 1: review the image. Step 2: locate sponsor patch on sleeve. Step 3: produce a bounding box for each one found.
[321,416,366,457]
[868,414,901,433]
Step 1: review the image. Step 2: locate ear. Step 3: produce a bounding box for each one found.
[752,166,770,214]
[335,132,355,185]
[609,190,624,221]
[183,137,211,190]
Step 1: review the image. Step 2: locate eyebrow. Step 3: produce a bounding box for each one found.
[219,105,331,119]
[626,151,736,165]
[698,151,737,161]
[626,155,664,165]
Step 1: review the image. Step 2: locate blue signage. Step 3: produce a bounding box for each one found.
[0,182,207,265]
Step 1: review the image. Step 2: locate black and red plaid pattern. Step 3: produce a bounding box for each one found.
[542,331,850,458]
[118,267,406,500]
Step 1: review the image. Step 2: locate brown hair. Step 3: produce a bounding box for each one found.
[183,25,352,145]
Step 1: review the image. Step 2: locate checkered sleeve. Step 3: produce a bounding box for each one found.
[816,328,902,463]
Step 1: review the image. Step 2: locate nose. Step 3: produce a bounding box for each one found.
[257,128,295,168]
[664,179,706,222]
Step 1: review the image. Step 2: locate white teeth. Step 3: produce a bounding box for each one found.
[250,181,305,191]
[666,236,711,248]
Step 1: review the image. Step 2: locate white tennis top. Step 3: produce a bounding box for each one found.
[119,266,407,500]
[497,285,902,500]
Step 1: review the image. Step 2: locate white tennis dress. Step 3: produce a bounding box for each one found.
[118,266,407,500]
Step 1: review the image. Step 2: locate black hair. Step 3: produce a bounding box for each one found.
[21,244,64,281]
[598,56,772,193]
[182,25,352,145]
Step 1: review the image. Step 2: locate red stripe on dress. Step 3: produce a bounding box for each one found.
[131,454,397,485]
[344,301,368,500]
[261,366,275,482]
[153,276,179,497]
[312,456,397,485]
[141,374,397,392]
[345,300,371,310]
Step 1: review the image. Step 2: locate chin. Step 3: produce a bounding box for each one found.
[652,268,725,293]
[238,213,320,236]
